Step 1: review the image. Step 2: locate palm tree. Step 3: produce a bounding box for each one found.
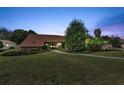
[94,28,101,38]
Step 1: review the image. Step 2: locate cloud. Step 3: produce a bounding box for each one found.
[101,24,124,35]
[96,13,124,38]
[97,13,124,27]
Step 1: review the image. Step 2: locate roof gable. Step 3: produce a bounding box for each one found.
[0,40,16,45]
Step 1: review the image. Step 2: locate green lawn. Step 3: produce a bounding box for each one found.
[0,51,124,85]
[91,51,124,57]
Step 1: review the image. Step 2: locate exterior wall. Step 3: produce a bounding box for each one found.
[17,46,42,52]
[121,44,124,48]
[18,42,64,51]
[102,44,113,50]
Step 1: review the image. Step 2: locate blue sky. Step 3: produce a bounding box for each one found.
[0,7,124,38]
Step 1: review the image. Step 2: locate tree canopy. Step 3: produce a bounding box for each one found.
[0,27,11,40]
[65,19,88,52]
[0,28,37,44]
[102,35,121,47]
[109,35,121,47]
[9,29,37,44]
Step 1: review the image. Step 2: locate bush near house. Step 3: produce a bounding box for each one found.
[0,49,4,52]
[1,49,49,56]
[85,28,104,52]
[102,35,121,48]
[85,37,104,52]
[109,35,121,48]
[0,41,4,48]
[42,45,50,50]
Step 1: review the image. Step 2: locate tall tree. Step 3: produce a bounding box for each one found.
[0,27,37,44]
[65,19,88,52]
[9,29,37,44]
[0,27,11,39]
[28,30,37,34]
[94,28,101,38]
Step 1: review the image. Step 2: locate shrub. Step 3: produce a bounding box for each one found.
[0,49,4,52]
[2,51,27,56]
[0,41,4,48]
[88,37,104,52]
[1,49,49,56]
[109,35,121,48]
[42,45,50,50]
[2,51,17,56]
[10,47,15,49]
[83,50,92,54]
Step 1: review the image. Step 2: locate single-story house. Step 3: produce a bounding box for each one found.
[0,40,16,49]
[18,34,64,51]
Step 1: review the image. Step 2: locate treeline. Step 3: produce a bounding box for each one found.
[0,28,37,44]
[102,35,121,48]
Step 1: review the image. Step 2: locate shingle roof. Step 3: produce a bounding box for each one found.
[19,34,64,47]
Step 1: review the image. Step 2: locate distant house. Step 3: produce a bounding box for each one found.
[120,39,124,48]
[18,34,64,51]
[0,40,16,49]
[102,44,113,50]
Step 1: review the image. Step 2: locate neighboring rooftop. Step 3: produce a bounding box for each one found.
[0,40,16,45]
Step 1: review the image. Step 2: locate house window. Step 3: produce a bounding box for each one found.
[56,43,62,48]
[45,43,48,46]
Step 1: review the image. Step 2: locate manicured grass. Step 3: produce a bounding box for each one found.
[91,51,124,57]
[0,51,124,84]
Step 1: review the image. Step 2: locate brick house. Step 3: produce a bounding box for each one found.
[18,34,64,51]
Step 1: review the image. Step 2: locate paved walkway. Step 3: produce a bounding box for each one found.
[52,50,124,60]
